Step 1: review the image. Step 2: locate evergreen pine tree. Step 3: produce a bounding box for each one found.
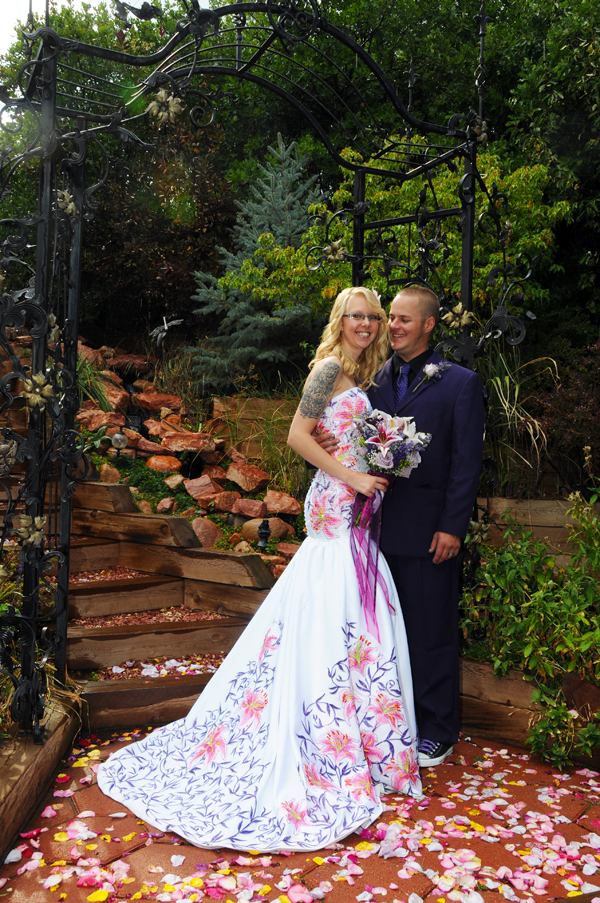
[189,135,324,395]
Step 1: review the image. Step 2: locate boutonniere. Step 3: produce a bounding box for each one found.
[412,361,451,394]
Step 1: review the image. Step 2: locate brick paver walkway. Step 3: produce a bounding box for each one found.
[2,733,600,903]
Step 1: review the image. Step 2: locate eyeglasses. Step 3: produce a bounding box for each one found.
[343,313,383,323]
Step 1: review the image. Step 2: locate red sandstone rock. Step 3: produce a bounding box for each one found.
[138,500,153,514]
[231,498,268,519]
[226,462,270,493]
[109,353,155,375]
[78,343,104,367]
[146,455,181,473]
[264,489,302,516]
[213,491,241,513]
[277,542,302,559]
[143,419,164,437]
[191,516,223,549]
[228,532,242,545]
[100,369,123,384]
[272,564,287,579]
[199,450,224,464]
[161,431,215,454]
[135,391,182,411]
[122,427,141,448]
[202,464,228,484]
[226,446,247,464]
[184,474,221,501]
[102,384,129,413]
[133,379,153,392]
[156,496,177,513]
[180,507,197,518]
[194,493,221,507]
[137,437,167,456]
[233,540,254,553]
[99,463,120,484]
[75,409,126,432]
[164,473,185,490]
[241,517,294,542]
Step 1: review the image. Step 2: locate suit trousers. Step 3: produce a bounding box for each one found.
[384,552,460,745]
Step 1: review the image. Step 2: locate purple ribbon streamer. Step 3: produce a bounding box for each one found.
[350,484,394,641]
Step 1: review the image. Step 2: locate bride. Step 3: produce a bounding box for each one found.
[97,286,422,852]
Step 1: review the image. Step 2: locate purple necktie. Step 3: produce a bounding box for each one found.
[394,362,410,410]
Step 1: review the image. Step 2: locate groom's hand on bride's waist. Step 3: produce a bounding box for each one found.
[429,531,461,564]
[312,430,339,452]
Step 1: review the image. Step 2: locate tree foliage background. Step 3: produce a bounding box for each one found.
[0,0,598,375]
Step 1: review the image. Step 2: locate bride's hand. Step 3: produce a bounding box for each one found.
[347,471,389,498]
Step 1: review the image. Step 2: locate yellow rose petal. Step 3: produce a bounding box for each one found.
[85,844,98,850]
[53,833,69,842]
[258,887,271,896]
[122,832,137,842]
[164,884,176,892]
[87,892,109,902]
[189,878,204,888]
[313,857,325,865]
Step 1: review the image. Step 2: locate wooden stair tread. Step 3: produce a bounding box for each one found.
[69,574,180,595]
[118,542,275,589]
[68,574,185,619]
[79,674,213,728]
[66,617,247,669]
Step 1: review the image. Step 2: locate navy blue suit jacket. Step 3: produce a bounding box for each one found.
[367,351,485,558]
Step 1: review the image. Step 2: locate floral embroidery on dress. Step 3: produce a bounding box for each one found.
[305,388,370,542]
[189,725,227,767]
[239,689,268,729]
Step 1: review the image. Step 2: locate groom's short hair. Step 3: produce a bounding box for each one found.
[395,285,440,326]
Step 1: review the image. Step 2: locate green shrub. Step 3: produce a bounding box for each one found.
[461,464,600,767]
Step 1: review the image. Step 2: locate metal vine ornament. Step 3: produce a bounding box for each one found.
[0,0,530,740]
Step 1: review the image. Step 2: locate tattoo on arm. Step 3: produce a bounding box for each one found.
[299,361,341,420]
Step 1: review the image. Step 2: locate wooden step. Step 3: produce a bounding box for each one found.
[67,616,247,669]
[79,673,213,729]
[72,481,137,513]
[72,509,200,547]
[118,542,275,589]
[185,579,267,618]
[68,574,184,618]
[70,537,120,572]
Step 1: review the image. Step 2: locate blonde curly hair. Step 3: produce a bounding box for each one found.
[309,287,388,390]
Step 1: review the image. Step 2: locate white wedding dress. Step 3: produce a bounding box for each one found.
[97,387,421,852]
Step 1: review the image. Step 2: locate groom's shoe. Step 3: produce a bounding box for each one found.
[417,739,453,768]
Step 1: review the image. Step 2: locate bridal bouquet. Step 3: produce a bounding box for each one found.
[355,409,432,480]
[351,410,431,641]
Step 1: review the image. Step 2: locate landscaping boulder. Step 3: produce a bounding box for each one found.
[241,517,295,542]
[75,409,125,432]
[226,462,270,493]
[133,379,153,392]
[213,491,241,513]
[164,473,185,490]
[184,474,221,501]
[138,500,153,514]
[134,391,182,411]
[109,352,155,375]
[202,464,228,484]
[137,437,167,456]
[199,450,224,464]
[226,446,247,464]
[231,498,268,519]
[78,342,104,367]
[122,427,142,448]
[156,497,177,513]
[191,517,223,548]
[146,455,181,473]
[277,542,302,559]
[233,540,254,553]
[264,489,302,516]
[99,463,120,484]
[161,431,216,454]
[102,383,130,413]
[144,419,165,437]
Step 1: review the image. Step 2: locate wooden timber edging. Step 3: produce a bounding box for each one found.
[459,658,541,749]
[67,616,248,669]
[478,496,581,561]
[0,699,81,862]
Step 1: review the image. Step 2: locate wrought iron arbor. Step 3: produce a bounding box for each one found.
[0,0,530,740]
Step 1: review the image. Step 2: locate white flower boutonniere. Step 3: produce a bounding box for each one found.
[411,360,451,394]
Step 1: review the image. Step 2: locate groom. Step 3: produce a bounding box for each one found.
[367,285,485,767]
